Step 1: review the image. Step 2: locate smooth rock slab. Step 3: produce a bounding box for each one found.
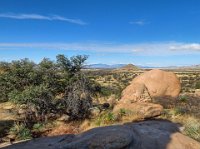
[3,120,200,149]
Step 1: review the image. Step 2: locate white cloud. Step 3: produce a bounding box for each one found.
[169,43,200,51]
[0,13,87,25]
[129,20,149,26]
[0,42,200,56]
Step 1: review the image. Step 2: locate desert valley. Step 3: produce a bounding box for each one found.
[0,59,200,149]
[1,0,200,148]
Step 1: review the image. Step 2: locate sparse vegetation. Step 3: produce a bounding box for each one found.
[0,55,97,121]
[183,117,200,141]
[179,95,188,102]
[119,108,126,116]
[32,123,45,132]
[9,122,32,140]
[195,81,200,89]
[93,111,118,126]
[1,58,200,144]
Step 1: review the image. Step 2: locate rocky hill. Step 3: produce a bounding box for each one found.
[114,64,139,72]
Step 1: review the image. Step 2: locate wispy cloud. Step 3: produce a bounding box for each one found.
[0,42,200,56]
[0,13,87,25]
[169,43,200,51]
[129,19,149,26]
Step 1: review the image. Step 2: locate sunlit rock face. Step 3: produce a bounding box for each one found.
[120,69,181,103]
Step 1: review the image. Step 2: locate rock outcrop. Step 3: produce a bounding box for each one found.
[120,69,181,103]
[113,102,163,119]
[119,64,139,71]
[3,120,200,149]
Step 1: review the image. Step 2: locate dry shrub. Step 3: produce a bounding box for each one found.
[183,117,200,141]
[47,122,81,136]
[79,119,91,131]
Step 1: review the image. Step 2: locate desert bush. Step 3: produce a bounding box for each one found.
[105,76,112,81]
[121,79,129,86]
[31,122,47,137]
[98,85,123,99]
[8,84,55,122]
[118,108,127,116]
[105,112,116,122]
[0,59,36,102]
[0,74,13,102]
[8,84,53,105]
[179,95,188,102]
[195,81,200,89]
[94,111,117,126]
[32,123,45,132]
[169,107,186,116]
[0,55,97,122]
[99,86,113,97]
[9,122,32,140]
[181,76,189,80]
[56,74,94,120]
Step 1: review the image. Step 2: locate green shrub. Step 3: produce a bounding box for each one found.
[100,86,113,97]
[0,73,15,102]
[8,84,55,122]
[105,112,116,121]
[0,55,96,122]
[179,95,188,102]
[170,107,185,116]
[195,81,200,89]
[99,85,122,99]
[58,74,93,120]
[32,123,45,133]
[9,123,32,140]
[119,108,126,116]
[94,111,117,126]
[0,59,36,102]
[8,84,53,104]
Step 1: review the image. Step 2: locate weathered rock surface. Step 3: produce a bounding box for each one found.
[3,120,200,149]
[121,69,181,103]
[113,102,163,119]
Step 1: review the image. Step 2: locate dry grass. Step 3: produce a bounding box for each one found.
[159,95,200,141]
[45,121,81,136]
[161,113,200,141]
[0,102,17,121]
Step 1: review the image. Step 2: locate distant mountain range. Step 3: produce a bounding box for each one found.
[84,64,200,69]
[177,65,200,69]
[84,64,154,69]
[84,64,126,69]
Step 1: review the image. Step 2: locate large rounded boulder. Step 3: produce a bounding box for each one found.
[120,69,181,103]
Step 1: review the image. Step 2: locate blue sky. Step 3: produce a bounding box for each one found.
[1,0,200,66]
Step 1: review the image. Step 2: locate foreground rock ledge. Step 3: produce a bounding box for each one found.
[3,120,200,149]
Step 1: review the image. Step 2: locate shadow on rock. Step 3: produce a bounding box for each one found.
[154,94,200,117]
[2,119,200,149]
